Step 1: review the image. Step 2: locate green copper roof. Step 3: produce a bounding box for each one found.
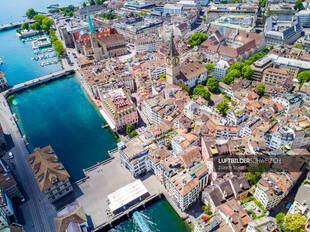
[168,32,179,57]
[87,7,96,35]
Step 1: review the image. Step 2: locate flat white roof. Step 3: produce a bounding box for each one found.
[107,180,148,212]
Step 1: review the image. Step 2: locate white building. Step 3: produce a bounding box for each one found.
[212,60,230,80]
[246,217,278,232]
[267,126,295,150]
[297,10,310,28]
[163,4,184,16]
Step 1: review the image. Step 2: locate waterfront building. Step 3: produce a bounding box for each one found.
[16,29,40,39]
[0,223,24,232]
[0,72,8,92]
[245,216,278,232]
[54,203,88,232]
[107,180,149,214]
[100,88,138,131]
[166,33,207,88]
[264,16,303,46]
[26,146,73,203]
[218,199,251,232]
[254,171,301,210]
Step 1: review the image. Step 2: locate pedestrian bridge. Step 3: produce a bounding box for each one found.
[0,19,35,31]
[3,69,75,97]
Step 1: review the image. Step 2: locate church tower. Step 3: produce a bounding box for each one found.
[87,8,102,61]
[166,32,180,85]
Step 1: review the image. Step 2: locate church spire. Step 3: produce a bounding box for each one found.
[87,7,96,35]
[168,32,179,57]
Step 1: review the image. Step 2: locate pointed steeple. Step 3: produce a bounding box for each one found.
[87,7,96,35]
[168,31,179,57]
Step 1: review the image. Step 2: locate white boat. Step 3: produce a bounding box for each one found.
[0,58,3,65]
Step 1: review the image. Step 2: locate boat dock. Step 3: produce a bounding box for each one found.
[3,69,75,97]
[0,19,35,32]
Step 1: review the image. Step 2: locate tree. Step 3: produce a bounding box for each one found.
[188,32,208,47]
[83,2,87,7]
[30,22,41,31]
[95,0,104,4]
[89,0,96,5]
[241,65,254,79]
[41,17,54,31]
[229,62,244,72]
[205,63,214,78]
[297,71,310,87]
[21,22,29,30]
[193,85,211,100]
[246,163,266,185]
[295,0,305,11]
[256,83,265,97]
[179,83,190,92]
[126,124,137,138]
[202,15,206,22]
[222,69,241,85]
[294,42,303,49]
[283,214,307,232]
[160,74,166,80]
[206,77,219,93]
[266,7,270,16]
[276,213,285,224]
[26,8,38,19]
[33,14,46,24]
[53,40,65,56]
[216,100,230,116]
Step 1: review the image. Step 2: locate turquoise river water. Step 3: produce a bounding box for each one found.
[0,1,190,231]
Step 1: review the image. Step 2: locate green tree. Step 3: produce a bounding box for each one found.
[229,62,244,72]
[95,0,104,4]
[30,22,41,31]
[53,40,65,56]
[41,17,54,31]
[126,124,137,138]
[242,65,254,79]
[21,22,29,30]
[33,14,46,24]
[276,212,285,224]
[222,69,241,85]
[160,74,166,80]
[266,7,270,16]
[83,2,87,7]
[297,71,310,87]
[205,63,214,78]
[179,83,190,92]
[202,15,206,21]
[256,83,265,97]
[216,100,230,116]
[246,163,266,185]
[206,77,219,93]
[188,32,208,47]
[193,85,211,100]
[294,42,303,49]
[89,0,96,5]
[295,0,305,11]
[26,8,38,19]
[283,214,307,232]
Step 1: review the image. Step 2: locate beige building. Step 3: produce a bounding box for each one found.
[262,67,290,86]
[26,146,73,203]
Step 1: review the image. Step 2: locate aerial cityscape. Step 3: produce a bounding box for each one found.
[1,0,310,232]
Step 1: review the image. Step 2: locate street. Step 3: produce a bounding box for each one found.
[0,96,56,232]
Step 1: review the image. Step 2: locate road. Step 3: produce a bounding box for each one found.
[0,95,56,232]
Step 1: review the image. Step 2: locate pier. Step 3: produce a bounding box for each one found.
[3,69,75,97]
[0,19,35,32]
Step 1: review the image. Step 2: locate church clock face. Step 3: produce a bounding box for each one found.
[166,57,171,65]
[172,57,179,66]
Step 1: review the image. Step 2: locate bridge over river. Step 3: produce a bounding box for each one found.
[0,19,35,32]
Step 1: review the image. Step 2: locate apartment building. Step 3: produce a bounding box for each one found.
[246,217,278,232]
[262,67,290,86]
[254,171,301,210]
[250,57,273,81]
[101,88,138,131]
[212,60,230,80]
[215,125,239,138]
[171,130,199,154]
[26,146,73,203]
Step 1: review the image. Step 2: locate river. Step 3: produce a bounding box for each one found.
[0,1,189,231]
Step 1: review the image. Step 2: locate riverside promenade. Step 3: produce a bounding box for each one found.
[0,19,35,31]
[3,68,75,97]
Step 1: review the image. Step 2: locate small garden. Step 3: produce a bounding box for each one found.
[240,196,267,220]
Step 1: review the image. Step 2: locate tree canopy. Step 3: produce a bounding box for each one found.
[216,99,230,116]
[26,8,38,19]
[256,83,265,97]
[21,22,29,31]
[206,77,219,93]
[126,124,137,138]
[293,42,303,49]
[241,65,254,79]
[205,63,214,74]
[53,40,65,57]
[193,85,211,100]
[276,212,285,224]
[188,32,207,47]
[283,214,307,232]
[179,83,190,92]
